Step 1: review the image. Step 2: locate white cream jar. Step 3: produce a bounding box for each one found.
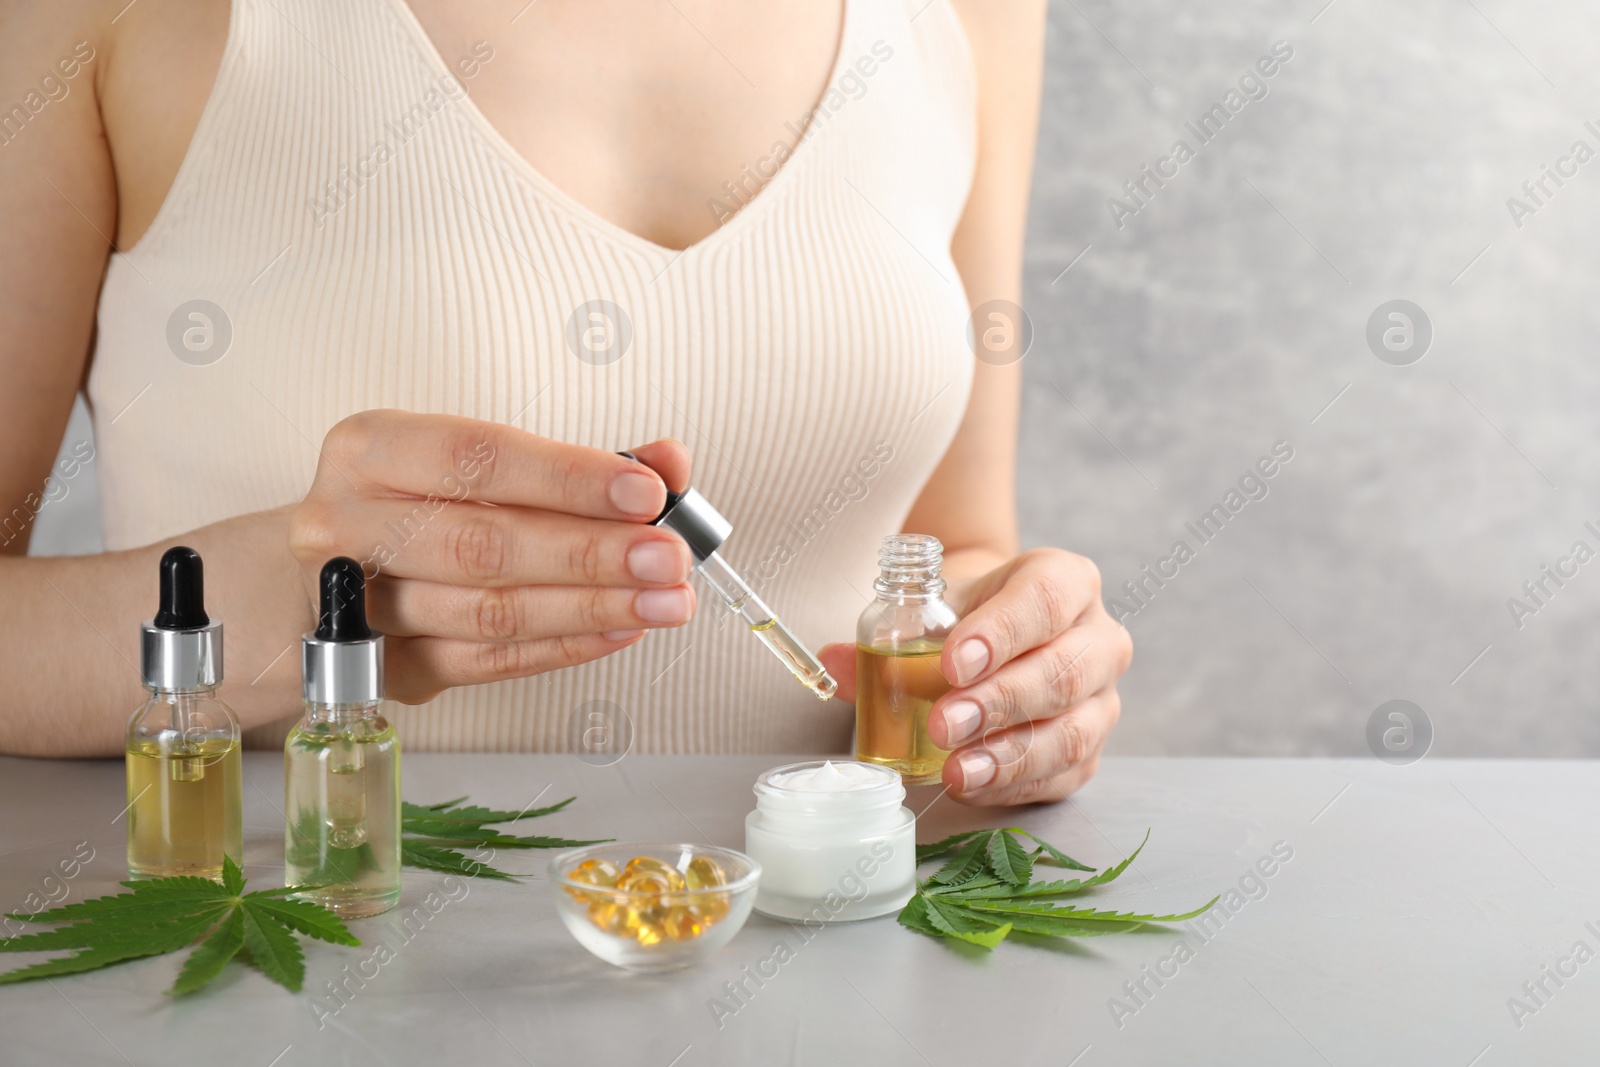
[744,760,916,922]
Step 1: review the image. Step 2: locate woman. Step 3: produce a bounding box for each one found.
[0,0,1129,805]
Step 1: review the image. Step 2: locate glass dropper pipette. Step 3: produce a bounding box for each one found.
[692,544,839,700]
[621,456,838,700]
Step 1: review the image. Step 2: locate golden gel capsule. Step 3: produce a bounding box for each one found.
[685,856,732,921]
[587,900,632,935]
[617,869,676,895]
[697,894,731,923]
[579,854,735,945]
[572,857,621,886]
[662,906,706,941]
[567,858,621,903]
[685,855,727,890]
[622,856,686,890]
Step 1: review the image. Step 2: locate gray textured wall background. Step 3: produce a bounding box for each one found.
[31,0,1600,757]
[1020,0,1600,758]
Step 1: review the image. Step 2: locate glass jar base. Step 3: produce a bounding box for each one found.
[752,885,914,923]
[293,886,401,919]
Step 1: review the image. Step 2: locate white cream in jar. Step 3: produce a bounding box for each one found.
[743,760,915,922]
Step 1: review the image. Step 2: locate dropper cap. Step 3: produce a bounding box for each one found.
[615,451,732,562]
[302,558,384,705]
[140,547,223,689]
[652,488,733,562]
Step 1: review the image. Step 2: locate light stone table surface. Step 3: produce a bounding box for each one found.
[0,753,1595,1066]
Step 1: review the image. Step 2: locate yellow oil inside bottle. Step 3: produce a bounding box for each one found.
[854,641,952,785]
[125,739,243,879]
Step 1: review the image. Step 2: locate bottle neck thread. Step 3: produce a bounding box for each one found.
[304,701,381,725]
[144,684,218,698]
[873,534,946,599]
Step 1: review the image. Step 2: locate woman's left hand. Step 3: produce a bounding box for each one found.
[822,547,1131,806]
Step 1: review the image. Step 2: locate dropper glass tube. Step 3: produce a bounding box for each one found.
[630,468,837,701]
[694,550,838,700]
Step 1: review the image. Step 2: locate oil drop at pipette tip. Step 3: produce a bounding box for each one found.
[750,617,839,700]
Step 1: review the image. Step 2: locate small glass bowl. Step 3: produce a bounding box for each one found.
[548,843,761,972]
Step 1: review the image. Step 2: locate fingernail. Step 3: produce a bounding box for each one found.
[951,639,990,686]
[610,470,663,517]
[627,540,686,584]
[603,629,644,641]
[957,749,996,791]
[635,587,693,624]
[941,700,982,746]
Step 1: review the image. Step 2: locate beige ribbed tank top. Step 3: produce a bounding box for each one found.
[88,0,977,753]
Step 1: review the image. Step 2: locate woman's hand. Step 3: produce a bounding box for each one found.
[289,410,697,704]
[823,547,1131,806]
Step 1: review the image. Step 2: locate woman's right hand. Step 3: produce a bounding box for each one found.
[289,410,697,704]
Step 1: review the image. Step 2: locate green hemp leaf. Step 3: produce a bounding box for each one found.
[400,796,610,880]
[0,856,358,994]
[899,828,1218,950]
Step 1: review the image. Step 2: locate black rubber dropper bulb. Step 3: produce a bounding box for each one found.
[315,557,373,643]
[153,546,210,631]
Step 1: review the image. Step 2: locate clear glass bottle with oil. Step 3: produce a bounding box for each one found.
[126,547,242,879]
[285,558,401,918]
[855,534,958,784]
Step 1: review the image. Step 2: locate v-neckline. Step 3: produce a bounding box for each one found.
[380,0,854,260]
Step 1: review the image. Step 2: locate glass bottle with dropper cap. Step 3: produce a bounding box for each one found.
[619,453,837,700]
[126,546,243,879]
[284,558,401,917]
[855,534,958,784]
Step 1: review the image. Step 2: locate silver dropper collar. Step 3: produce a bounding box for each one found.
[302,632,384,705]
[302,556,384,705]
[653,487,732,562]
[141,619,223,690]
